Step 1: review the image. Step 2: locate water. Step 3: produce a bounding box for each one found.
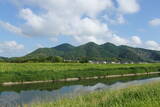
[0,74,160,107]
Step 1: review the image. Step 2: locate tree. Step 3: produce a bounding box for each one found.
[79,57,88,63]
[52,56,64,63]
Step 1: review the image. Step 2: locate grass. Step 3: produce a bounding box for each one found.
[30,81,160,107]
[0,63,160,83]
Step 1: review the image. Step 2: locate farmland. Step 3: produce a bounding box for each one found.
[0,63,160,84]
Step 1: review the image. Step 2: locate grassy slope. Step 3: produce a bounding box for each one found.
[31,81,160,107]
[0,63,160,83]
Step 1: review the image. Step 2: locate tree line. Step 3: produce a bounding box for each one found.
[0,56,144,63]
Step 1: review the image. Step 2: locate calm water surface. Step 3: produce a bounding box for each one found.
[0,74,160,107]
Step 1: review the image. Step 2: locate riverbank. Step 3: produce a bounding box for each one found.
[30,80,160,107]
[2,72,160,86]
[0,63,160,84]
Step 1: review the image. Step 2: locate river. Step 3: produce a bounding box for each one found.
[0,74,160,107]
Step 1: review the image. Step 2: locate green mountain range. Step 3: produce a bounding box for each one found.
[24,42,160,62]
[0,57,7,62]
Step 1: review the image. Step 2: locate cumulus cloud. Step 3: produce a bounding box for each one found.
[0,41,24,55]
[16,0,114,39]
[20,8,44,30]
[14,0,113,17]
[145,41,160,50]
[149,18,160,26]
[3,0,160,51]
[110,35,128,45]
[109,35,143,47]
[109,35,160,51]
[117,0,140,14]
[131,36,142,46]
[1,0,143,47]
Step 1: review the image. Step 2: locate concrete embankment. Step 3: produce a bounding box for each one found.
[2,72,160,86]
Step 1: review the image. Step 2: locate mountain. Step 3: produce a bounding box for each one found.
[66,42,102,59]
[24,42,160,62]
[54,43,75,52]
[26,48,63,58]
[0,57,7,62]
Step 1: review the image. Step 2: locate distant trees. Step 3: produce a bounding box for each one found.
[79,57,89,63]
[51,56,64,62]
[6,56,64,63]
[0,59,5,62]
[105,57,120,63]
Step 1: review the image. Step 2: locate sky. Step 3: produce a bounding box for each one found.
[0,0,160,57]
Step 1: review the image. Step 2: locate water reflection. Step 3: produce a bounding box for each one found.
[0,75,160,107]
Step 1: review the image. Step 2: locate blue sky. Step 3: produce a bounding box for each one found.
[0,0,160,57]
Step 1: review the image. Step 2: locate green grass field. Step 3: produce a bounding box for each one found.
[30,80,160,107]
[0,63,160,83]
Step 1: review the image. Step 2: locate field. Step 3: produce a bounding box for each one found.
[30,80,160,107]
[0,63,160,83]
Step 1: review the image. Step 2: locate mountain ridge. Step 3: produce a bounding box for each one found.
[24,42,160,62]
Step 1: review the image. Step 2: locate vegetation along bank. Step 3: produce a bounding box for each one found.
[30,80,160,107]
[0,63,160,85]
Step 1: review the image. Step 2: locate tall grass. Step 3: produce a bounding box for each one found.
[30,81,160,107]
[0,63,160,83]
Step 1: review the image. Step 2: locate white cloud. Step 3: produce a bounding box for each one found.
[11,0,116,44]
[104,14,126,24]
[15,0,113,18]
[1,0,160,54]
[2,0,141,47]
[131,36,142,46]
[149,18,160,26]
[0,41,24,54]
[0,21,26,36]
[20,8,44,30]
[110,34,128,45]
[117,0,140,14]
[145,41,160,50]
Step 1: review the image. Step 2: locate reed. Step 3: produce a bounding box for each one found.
[0,63,160,83]
[30,81,160,107]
